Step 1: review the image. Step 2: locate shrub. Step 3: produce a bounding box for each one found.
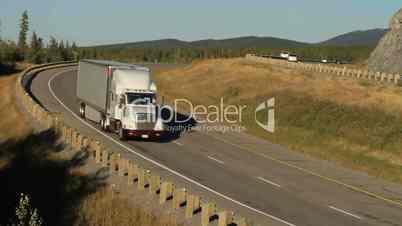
[10,193,43,226]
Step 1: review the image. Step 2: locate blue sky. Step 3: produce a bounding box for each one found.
[0,0,401,46]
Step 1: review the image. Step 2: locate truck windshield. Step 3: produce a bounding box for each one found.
[126,93,155,105]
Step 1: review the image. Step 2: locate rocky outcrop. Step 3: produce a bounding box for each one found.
[368,9,402,74]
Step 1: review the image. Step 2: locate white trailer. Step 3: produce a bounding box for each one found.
[76,60,164,140]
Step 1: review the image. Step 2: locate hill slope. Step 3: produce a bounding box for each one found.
[321,29,388,46]
[89,29,388,50]
[92,36,308,49]
[190,36,308,48]
[154,58,402,183]
[96,39,190,49]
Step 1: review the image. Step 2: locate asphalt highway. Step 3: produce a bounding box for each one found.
[29,66,402,226]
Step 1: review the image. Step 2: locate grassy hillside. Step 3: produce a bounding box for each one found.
[321,28,388,46]
[154,58,402,183]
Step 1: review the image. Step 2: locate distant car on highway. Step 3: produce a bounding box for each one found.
[287,54,298,62]
[280,51,290,59]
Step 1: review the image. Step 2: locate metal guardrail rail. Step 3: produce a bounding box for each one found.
[246,54,401,85]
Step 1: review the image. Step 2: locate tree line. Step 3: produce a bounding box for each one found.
[77,47,253,63]
[78,45,373,64]
[0,10,78,72]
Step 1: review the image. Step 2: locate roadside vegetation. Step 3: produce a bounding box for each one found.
[154,58,402,184]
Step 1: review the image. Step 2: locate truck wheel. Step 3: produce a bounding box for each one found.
[100,119,104,130]
[119,127,127,141]
[100,118,109,132]
[79,104,86,119]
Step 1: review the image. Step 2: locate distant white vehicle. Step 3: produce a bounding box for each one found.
[321,59,328,63]
[288,54,298,62]
[280,52,290,59]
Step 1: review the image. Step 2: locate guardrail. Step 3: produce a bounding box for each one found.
[15,62,252,226]
[245,54,401,85]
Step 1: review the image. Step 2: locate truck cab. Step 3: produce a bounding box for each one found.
[109,68,164,139]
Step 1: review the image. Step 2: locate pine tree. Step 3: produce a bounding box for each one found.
[29,31,45,64]
[0,19,2,41]
[65,40,74,60]
[92,48,98,59]
[71,42,77,50]
[37,37,43,50]
[49,36,58,49]
[58,40,67,60]
[18,10,29,50]
[30,31,38,50]
[71,42,80,60]
[47,36,61,62]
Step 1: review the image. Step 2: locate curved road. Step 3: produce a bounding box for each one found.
[30,66,402,226]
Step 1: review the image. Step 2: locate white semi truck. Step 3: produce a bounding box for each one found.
[76,60,164,140]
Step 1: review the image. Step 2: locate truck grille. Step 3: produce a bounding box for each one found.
[136,113,156,130]
[136,122,155,130]
[136,113,150,121]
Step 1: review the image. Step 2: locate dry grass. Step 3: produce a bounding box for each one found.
[0,73,32,171]
[154,58,402,183]
[156,58,402,112]
[74,188,179,226]
[0,74,32,140]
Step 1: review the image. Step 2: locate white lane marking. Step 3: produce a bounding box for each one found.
[47,69,296,226]
[202,133,402,209]
[257,177,281,188]
[329,206,362,220]
[207,156,225,165]
[173,141,184,146]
